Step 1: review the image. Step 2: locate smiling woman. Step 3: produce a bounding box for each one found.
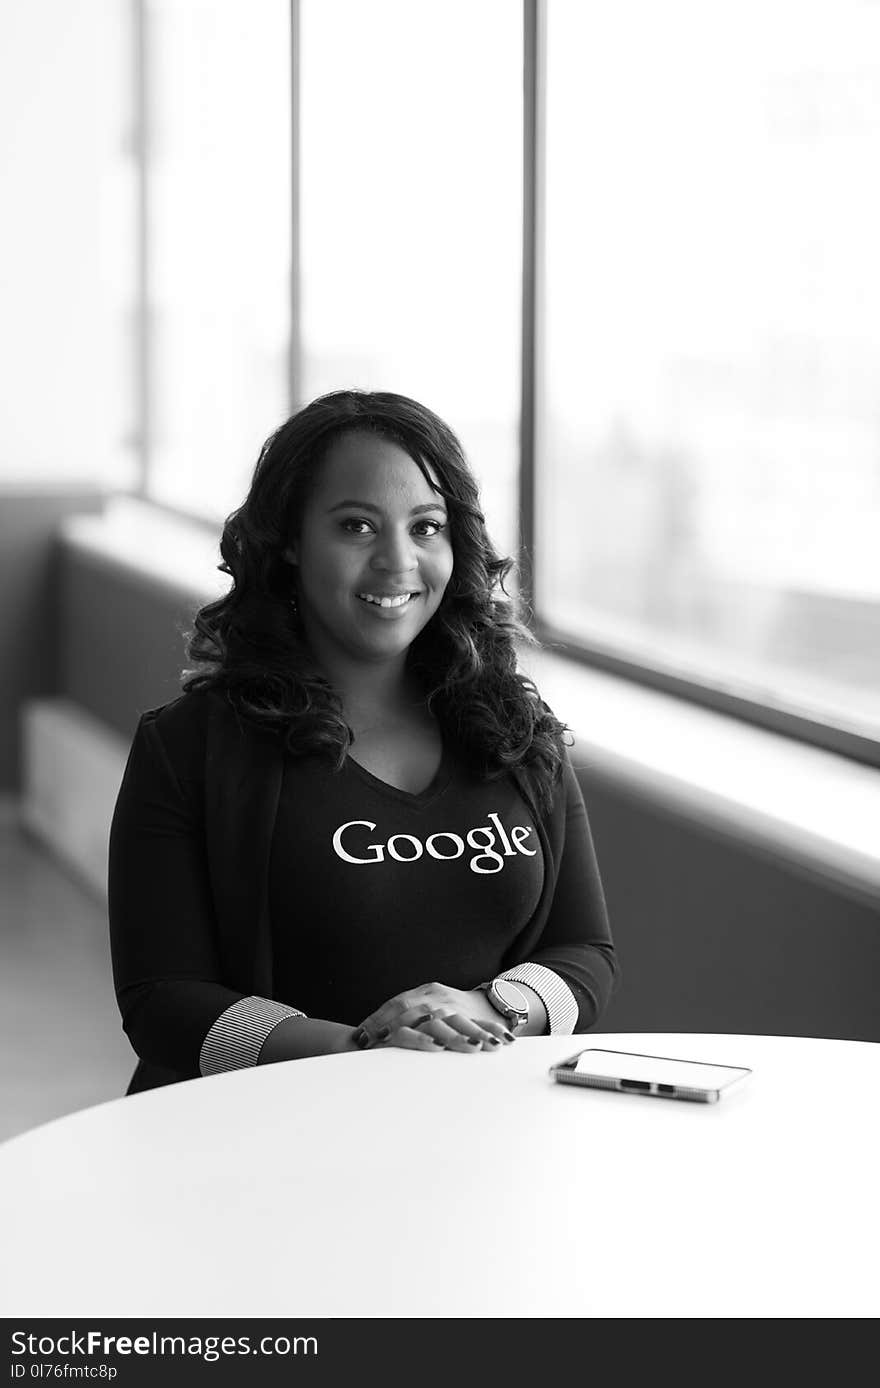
[281,432,454,675]
[107,390,618,1094]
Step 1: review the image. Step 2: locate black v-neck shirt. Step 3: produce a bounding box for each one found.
[268,743,545,1024]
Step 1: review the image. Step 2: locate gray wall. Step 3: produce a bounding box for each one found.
[0,489,104,791]
[585,776,880,1043]
[57,541,200,740]
[48,536,880,1043]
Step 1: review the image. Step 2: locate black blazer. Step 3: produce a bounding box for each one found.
[109,690,617,1094]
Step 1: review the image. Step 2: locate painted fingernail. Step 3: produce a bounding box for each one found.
[376,1026,391,1041]
[468,1037,482,1046]
[503,1030,516,1042]
[353,1028,370,1049]
[488,1036,502,1046]
[412,1012,433,1028]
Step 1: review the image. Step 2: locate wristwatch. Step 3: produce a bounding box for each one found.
[479,978,530,1032]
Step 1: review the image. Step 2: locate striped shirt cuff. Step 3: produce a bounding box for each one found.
[496,963,579,1035]
[199,996,306,1077]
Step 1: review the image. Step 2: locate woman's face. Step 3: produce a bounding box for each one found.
[284,431,454,668]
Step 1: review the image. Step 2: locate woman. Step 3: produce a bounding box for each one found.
[109,390,617,1094]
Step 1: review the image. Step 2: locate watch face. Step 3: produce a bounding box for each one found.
[494,979,528,1014]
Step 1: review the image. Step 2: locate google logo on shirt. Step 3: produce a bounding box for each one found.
[331,812,536,875]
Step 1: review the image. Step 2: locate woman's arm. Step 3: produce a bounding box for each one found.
[109,705,346,1075]
[499,755,618,1034]
[257,1016,358,1062]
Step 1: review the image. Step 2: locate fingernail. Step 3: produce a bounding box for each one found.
[376,1026,391,1041]
[468,1037,482,1046]
[353,1028,370,1049]
[503,1030,516,1042]
[412,1012,433,1028]
[488,1036,501,1046]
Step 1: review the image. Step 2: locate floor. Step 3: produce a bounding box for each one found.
[0,818,135,1144]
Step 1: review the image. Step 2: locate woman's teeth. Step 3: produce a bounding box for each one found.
[357,592,415,608]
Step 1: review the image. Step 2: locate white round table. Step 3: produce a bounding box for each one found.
[1,1033,877,1318]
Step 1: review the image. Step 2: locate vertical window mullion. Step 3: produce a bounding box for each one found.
[134,0,151,498]
[520,0,544,620]
[289,0,302,413]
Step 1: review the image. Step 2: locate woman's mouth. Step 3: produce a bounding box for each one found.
[356,591,420,609]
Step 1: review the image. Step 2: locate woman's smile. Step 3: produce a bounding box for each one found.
[356,589,422,613]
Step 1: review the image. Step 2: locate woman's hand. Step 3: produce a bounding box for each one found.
[353,982,516,1053]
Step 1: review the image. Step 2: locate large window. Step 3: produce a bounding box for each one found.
[299,0,522,558]
[0,0,136,487]
[144,0,291,520]
[141,0,521,557]
[131,0,879,757]
[536,0,880,745]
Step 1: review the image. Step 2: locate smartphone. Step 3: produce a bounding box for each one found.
[549,1047,752,1104]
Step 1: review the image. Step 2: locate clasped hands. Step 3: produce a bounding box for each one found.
[351,981,518,1053]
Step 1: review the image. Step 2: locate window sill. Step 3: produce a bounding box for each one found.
[521,647,880,906]
[59,494,226,606]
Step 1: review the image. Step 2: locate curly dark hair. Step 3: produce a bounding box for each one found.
[181,389,568,808]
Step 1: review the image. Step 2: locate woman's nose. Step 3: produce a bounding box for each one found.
[371,527,417,573]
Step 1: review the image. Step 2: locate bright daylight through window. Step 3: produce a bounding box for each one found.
[299,0,522,559]
[145,0,291,522]
[143,0,521,562]
[137,0,878,750]
[536,0,880,742]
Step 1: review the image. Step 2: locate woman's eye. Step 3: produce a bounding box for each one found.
[339,517,446,538]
